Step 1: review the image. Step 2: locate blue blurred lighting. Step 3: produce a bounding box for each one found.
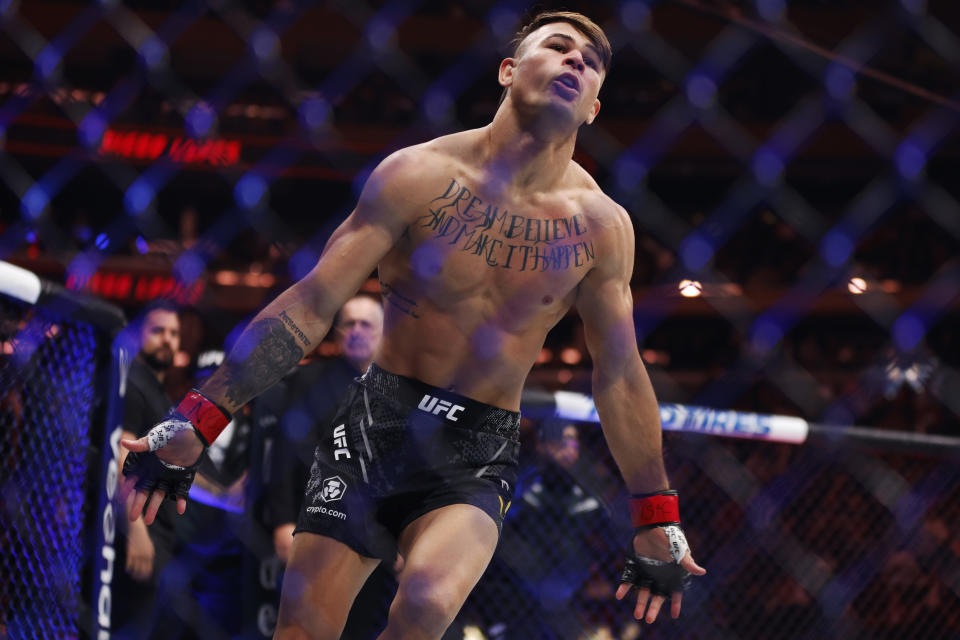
[78,112,106,148]
[893,313,925,351]
[299,97,329,130]
[895,140,926,179]
[900,0,926,15]
[620,1,650,31]
[25,230,37,243]
[680,233,713,271]
[352,167,373,199]
[488,7,519,37]
[21,185,49,220]
[234,174,267,209]
[615,157,646,192]
[366,19,395,51]
[251,28,279,61]
[174,252,205,285]
[685,74,717,108]
[820,229,853,267]
[34,45,61,79]
[424,90,453,123]
[756,0,786,21]
[752,148,784,185]
[135,236,149,254]
[124,180,154,216]
[289,248,318,280]
[139,37,167,69]
[411,242,444,279]
[824,65,855,100]
[750,318,784,353]
[186,103,215,138]
[95,233,109,250]
[68,253,97,283]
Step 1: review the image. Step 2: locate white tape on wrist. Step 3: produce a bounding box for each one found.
[663,525,689,564]
[147,418,194,452]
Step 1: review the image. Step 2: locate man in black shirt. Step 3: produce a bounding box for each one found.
[113,300,180,638]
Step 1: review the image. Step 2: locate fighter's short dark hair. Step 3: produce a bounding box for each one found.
[509,10,612,73]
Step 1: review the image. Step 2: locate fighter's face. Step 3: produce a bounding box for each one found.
[501,22,604,126]
[336,298,384,365]
[139,309,180,372]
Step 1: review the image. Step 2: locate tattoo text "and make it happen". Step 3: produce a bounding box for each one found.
[416,179,596,271]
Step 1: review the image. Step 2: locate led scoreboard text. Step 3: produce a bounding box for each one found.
[98,129,242,167]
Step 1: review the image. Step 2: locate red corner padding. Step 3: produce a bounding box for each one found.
[176,390,231,446]
[629,491,681,529]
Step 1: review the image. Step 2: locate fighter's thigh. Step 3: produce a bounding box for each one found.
[395,504,500,612]
[276,532,380,640]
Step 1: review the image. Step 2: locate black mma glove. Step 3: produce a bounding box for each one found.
[619,490,692,596]
[122,447,201,503]
[122,389,231,504]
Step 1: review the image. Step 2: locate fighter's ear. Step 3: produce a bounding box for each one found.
[498,58,517,89]
[585,98,601,125]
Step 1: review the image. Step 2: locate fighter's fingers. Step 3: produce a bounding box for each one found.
[128,489,149,522]
[645,594,666,623]
[120,436,150,453]
[633,587,651,620]
[143,489,166,525]
[176,495,187,515]
[119,474,137,503]
[671,590,684,619]
[615,582,632,600]
[680,552,707,576]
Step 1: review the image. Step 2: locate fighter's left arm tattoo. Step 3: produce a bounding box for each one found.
[218,317,305,408]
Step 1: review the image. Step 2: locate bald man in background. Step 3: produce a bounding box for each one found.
[267,295,385,560]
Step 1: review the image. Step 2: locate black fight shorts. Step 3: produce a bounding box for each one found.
[295,363,521,561]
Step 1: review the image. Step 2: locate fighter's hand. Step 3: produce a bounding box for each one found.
[120,414,205,524]
[616,525,706,623]
[120,389,230,524]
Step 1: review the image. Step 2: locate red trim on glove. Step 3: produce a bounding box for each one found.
[629,491,681,529]
[176,390,231,447]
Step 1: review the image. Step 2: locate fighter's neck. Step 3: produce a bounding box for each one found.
[481,106,578,193]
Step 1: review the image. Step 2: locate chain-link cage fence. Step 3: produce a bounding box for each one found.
[0,294,98,637]
[1,0,959,639]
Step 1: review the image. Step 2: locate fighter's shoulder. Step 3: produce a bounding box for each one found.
[565,164,632,234]
[364,133,473,195]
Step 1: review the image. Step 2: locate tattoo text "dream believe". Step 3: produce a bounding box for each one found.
[416,179,596,271]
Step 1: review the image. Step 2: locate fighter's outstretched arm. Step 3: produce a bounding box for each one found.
[576,201,705,623]
[121,150,417,522]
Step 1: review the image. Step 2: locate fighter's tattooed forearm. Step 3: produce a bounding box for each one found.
[222,317,305,407]
[417,178,596,272]
[380,280,420,318]
[279,310,310,347]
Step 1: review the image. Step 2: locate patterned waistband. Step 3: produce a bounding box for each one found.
[359,363,520,441]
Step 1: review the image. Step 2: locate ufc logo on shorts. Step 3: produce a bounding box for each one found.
[418,394,465,422]
[333,424,351,460]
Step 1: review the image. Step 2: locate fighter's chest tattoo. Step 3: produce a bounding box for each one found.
[415,178,596,272]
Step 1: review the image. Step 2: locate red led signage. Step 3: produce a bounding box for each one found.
[67,271,205,305]
[98,129,242,167]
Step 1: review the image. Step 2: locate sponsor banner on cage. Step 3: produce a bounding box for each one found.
[658,404,809,444]
[550,392,808,444]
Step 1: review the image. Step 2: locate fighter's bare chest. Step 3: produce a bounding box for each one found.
[403,177,598,278]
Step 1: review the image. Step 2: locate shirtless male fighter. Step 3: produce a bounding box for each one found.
[121,11,706,639]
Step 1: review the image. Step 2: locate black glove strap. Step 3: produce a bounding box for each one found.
[123,450,201,503]
[620,552,691,596]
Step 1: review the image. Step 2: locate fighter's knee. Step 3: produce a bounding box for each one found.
[392,571,461,631]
